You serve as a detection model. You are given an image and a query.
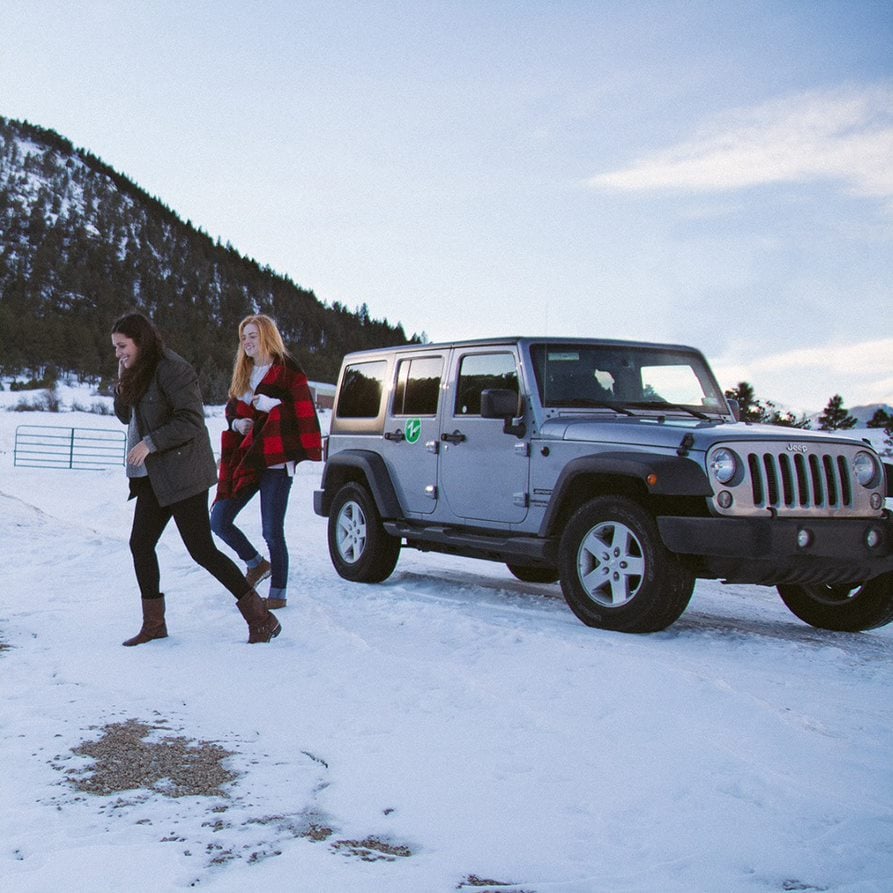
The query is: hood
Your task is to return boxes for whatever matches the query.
[536,416,875,453]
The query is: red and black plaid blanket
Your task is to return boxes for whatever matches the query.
[215,358,322,502]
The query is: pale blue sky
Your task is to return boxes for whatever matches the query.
[2,0,891,412]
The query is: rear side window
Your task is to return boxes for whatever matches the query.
[454,352,518,415]
[393,356,443,416]
[336,361,387,418]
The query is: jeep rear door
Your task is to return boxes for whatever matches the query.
[382,352,444,515]
[438,347,530,524]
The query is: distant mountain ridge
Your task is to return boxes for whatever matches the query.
[0,116,415,401]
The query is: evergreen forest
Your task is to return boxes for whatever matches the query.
[0,117,417,402]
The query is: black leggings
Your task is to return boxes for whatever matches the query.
[129,477,248,600]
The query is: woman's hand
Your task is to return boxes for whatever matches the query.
[233,418,253,435]
[128,440,151,466]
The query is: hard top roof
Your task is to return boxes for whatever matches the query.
[342,335,705,360]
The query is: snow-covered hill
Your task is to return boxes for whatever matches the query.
[1,386,891,892]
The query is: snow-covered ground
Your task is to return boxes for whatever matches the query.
[1,381,891,893]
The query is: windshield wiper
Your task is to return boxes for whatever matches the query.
[550,399,635,416]
[624,401,711,420]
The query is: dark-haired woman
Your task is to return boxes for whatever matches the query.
[111,312,281,645]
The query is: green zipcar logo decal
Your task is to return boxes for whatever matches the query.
[404,418,422,444]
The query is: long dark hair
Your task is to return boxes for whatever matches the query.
[112,312,164,406]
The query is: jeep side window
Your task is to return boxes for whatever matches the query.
[336,361,388,418]
[393,356,443,416]
[454,353,519,416]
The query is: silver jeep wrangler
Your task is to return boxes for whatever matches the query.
[314,337,893,633]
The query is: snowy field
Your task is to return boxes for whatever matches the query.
[0,381,891,893]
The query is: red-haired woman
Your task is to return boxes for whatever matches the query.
[211,314,322,610]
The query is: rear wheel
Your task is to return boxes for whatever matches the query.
[506,563,560,584]
[558,496,694,632]
[328,482,401,583]
[777,574,893,631]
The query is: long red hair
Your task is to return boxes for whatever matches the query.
[227,314,291,399]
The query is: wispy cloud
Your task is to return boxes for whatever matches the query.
[753,339,893,376]
[712,338,893,411]
[587,85,893,200]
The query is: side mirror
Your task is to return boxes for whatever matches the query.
[481,388,518,418]
[481,389,526,438]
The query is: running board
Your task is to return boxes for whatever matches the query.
[383,521,556,566]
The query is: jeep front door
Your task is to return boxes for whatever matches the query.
[438,349,529,524]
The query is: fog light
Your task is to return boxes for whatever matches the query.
[870,493,883,510]
[797,528,813,549]
[717,491,733,509]
[866,529,880,549]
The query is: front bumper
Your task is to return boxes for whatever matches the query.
[658,515,893,585]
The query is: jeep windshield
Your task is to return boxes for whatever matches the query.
[530,343,727,415]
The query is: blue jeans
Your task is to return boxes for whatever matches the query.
[210,469,293,591]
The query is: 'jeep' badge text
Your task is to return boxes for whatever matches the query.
[786,443,808,454]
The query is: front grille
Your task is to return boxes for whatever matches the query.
[709,441,881,518]
[746,450,852,510]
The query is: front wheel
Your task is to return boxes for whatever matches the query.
[558,496,694,632]
[328,482,401,583]
[777,574,893,631]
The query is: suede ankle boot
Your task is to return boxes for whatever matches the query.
[123,596,168,646]
[245,558,272,588]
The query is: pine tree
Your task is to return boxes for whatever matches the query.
[817,395,858,431]
[865,408,893,456]
[764,402,811,429]
[866,408,892,429]
[724,381,765,422]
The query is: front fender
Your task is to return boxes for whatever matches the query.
[539,452,712,536]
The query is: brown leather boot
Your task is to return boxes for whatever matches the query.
[122,596,168,646]
[237,589,282,643]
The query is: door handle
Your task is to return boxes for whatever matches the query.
[441,430,467,445]
[384,429,406,442]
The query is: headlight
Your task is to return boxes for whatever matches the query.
[709,447,738,484]
[853,451,880,488]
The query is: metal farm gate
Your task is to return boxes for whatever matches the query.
[13,425,126,470]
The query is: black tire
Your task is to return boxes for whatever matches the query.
[327,482,401,583]
[777,573,893,632]
[557,496,694,633]
[507,563,560,584]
